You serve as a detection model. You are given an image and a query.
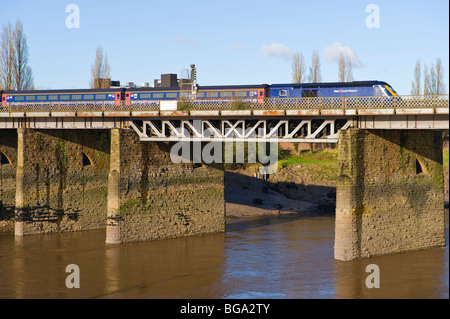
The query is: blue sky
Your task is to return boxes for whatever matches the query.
[0,0,448,95]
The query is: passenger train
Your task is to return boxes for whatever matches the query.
[0,80,398,107]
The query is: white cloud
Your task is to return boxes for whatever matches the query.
[323,42,363,67]
[174,36,201,46]
[261,43,293,60]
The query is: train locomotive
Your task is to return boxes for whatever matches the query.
[0,80,398,108]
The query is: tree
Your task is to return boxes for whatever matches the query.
[0,23,14,90]
[0,20,33,91]
[90,46,111,89]
[291,52,305,83]
[429,58,446,95]
[12,21,33,91]
[411,60,421,95]
[308,50,322,83]
[424,58,446,95]
[423,64,431,96]
[338,54,353,82]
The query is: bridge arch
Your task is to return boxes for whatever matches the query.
[0,151,12,166]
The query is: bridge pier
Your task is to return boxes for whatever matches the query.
[334,128,445,260]
[105,129,225,244]
[10,128,110,235]
[3,128,225,242]
[14,129,25,235]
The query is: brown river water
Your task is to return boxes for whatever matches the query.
[0,210,448,299]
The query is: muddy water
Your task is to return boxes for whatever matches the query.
[0,210,448,299]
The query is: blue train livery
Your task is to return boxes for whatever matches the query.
[269,81,398,98]
[1,89,124,106]
[0,80,398,107]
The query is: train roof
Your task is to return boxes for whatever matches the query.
[270,81,389,88]
[198,84,269,90]
[125,86,182,92]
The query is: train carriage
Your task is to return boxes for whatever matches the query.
[1,88,124,107]
[268,81,398,98]
[124,84,269,106]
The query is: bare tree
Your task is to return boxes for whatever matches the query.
[308,50,322,83]
[424,58,446,95]
[291,52,305,83]
[430,58,446,95]
[90,46,111,89]
[0,23,14,90]
[411,60,421,95]
[423,64,431,96]
[338,54,353,82]
[12,20,33,90]
[0,20,33,91]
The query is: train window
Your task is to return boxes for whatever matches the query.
[83,94,94,100]
[60,95,70,100]
[223,91,233,97]
[374,87,381,96]
[26,95,36,101]
[72,95,82,100]
[279,90,287,97]
[14,96,24,101]
[236,91,247,97]
[37,95,47,101]
[302,90,318,98]
[95,94,106,100]
[196,92,205,98]
[140,93,152,99]
[166,93,178,98]
[48,95,58,101]
[153,93,164,98]
[116,94,120,99]
[259,91,264,97]
[126,93,129,98]
[209,92,219,98]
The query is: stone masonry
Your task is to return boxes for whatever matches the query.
[0,130,17,224]
[4,128,225,243]
[334,128,445,260]
[106,129,225,244]
[13,129,110,235]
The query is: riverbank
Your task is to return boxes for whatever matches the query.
[225,148,339,221]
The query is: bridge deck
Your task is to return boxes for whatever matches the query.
[0,96,448,142]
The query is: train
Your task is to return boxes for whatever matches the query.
[0,80,398,107]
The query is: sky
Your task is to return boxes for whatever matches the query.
[0,0,448,95]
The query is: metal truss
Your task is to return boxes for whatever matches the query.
[130,118,353,143]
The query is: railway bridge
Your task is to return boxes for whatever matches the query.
[0,95,448,260]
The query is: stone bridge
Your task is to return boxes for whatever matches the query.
[0,95,448,260]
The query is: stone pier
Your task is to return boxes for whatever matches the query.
[105,129,225,244]
[11,129,111,235]
[1,128,225,243]
[334,129,445,260]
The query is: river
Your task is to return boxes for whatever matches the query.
[0,210,448,299]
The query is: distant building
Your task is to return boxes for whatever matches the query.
[154,73,192,89]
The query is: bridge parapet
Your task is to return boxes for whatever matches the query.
[0,95,448,113]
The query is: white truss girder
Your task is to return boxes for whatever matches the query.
[130,118,352,143]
